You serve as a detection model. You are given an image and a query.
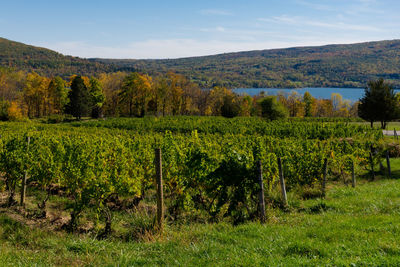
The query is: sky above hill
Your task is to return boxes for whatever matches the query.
[1,0,400,59]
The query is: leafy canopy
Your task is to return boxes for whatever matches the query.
[358,78,399,128]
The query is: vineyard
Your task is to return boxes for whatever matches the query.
[0,117,388,237]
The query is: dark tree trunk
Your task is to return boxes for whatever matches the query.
[129,100,133,117]
[37,189,50,218]
[67,210,81,233]
[7,188,16,207]
[97,207,112,239]
[162,101,166,116]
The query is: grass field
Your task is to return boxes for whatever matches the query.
[386,122,400,131]
[1,173,400,266]
[353,121,400,131]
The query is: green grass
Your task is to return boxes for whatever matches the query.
[352,120,400,131]
[386,157,400,171]
[1,177,400,266]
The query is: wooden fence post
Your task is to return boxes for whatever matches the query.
[369,151,375,180]
[322,158,328,197]
[351,160,356,188]
[257,160,266,223]
[155,148,164,234]
[20,136,30,206]
[379,152,384,173]
[395,128,398,140]
[277,157,288,207]
[386,151,391,178]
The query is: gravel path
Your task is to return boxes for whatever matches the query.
[383,130,398,136]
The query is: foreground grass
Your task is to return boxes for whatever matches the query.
[1,177,400,266]
[353,120,400,131]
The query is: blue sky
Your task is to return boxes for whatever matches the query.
[1,0,399,59]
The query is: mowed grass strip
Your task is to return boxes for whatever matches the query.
[1,178,400,266]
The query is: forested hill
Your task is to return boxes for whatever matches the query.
[0,37,112,77]
[2,37,400,88]
[93,40,400,88]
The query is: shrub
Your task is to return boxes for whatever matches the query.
[258,96,288,120]
[45,114,74,124]
[221,94,240,118]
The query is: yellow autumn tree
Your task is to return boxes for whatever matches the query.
[331,93,351,117]
[99,72,127,116]
[0,68,25,102]
[8,101,24,121]
[23,72,50,117]
[119,72,153,117]
[286,91,304,117]
[239,95,253,117]
[154,76,171,116]
[315,99,333,117]
[167,72,184,115]
[206,86,234,116]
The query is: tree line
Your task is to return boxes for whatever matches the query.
[0,67,361,121]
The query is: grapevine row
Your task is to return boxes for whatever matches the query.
[0,121,383,232]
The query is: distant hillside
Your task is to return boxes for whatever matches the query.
[0,37,111,77]
[92,40,400,88]
[1,37,400,88]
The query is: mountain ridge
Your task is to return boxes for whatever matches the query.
[1,37,400,88]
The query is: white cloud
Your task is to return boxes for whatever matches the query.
[258,15,381,32]
[258,15,299,24]
[295,0,335,11]
[200,26,226,33]
[358,0,377,5]
[296,0,383,15]
[199,9,233,16]
[345,0,384,15]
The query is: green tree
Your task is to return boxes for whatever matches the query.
[66,76,91,120]
[48,76,69,114]
[358,78,399,128]
[221,94,240,118]
[303,91,314,117]
[89,77,105,118]
[258,96,288,120]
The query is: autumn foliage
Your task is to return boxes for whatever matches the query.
[0,66,360,120]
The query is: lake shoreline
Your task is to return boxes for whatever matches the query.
[231,87,400,102]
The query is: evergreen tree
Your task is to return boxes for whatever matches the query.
[358,78,399,128]
[66,76,91,120]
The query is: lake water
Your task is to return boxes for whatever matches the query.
[232,88,400,102]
